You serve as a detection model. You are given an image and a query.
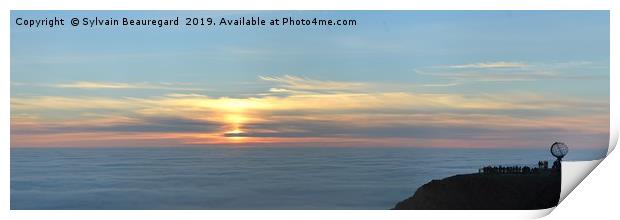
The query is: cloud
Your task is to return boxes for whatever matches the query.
[423,70,559,82]
[237,111,608,137]
[12,88,607,117]
[10,75,609,148]
[421,82,462,87]
[15,81,207,91]
[11,96,141,110]
[259,75,367,94]
[448,61,528,69]
[12,115,224,135]
[418,61,607,82]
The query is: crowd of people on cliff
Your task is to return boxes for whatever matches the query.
[479,160,554,174]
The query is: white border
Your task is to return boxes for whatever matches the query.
[2,1,618,219]
[0,0,615,10]
[548,145,620,220]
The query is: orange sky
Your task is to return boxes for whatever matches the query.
[10,75,609,149]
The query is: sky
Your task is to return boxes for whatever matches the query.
[10,11,610,149]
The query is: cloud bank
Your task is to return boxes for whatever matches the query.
[11,72,609,149]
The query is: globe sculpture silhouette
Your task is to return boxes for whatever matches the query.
[550,142,569,161]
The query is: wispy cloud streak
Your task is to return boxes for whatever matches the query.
[448,61,528,69]
[15,81,206,91]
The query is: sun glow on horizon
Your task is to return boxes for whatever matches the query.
[9,75,610,149]
[224,128,246,143]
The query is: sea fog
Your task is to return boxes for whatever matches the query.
[10,147,606,209]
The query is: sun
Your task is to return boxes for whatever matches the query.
[226,128,243,135]
[224,128,246,142]
[217,100,256,143]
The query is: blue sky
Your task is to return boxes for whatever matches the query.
[10,11,610,149]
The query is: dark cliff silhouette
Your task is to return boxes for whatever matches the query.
[393,171,560,210]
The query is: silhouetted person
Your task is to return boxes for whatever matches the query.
[552,160,561,171]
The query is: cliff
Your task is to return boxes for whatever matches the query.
[393,172,560,210]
